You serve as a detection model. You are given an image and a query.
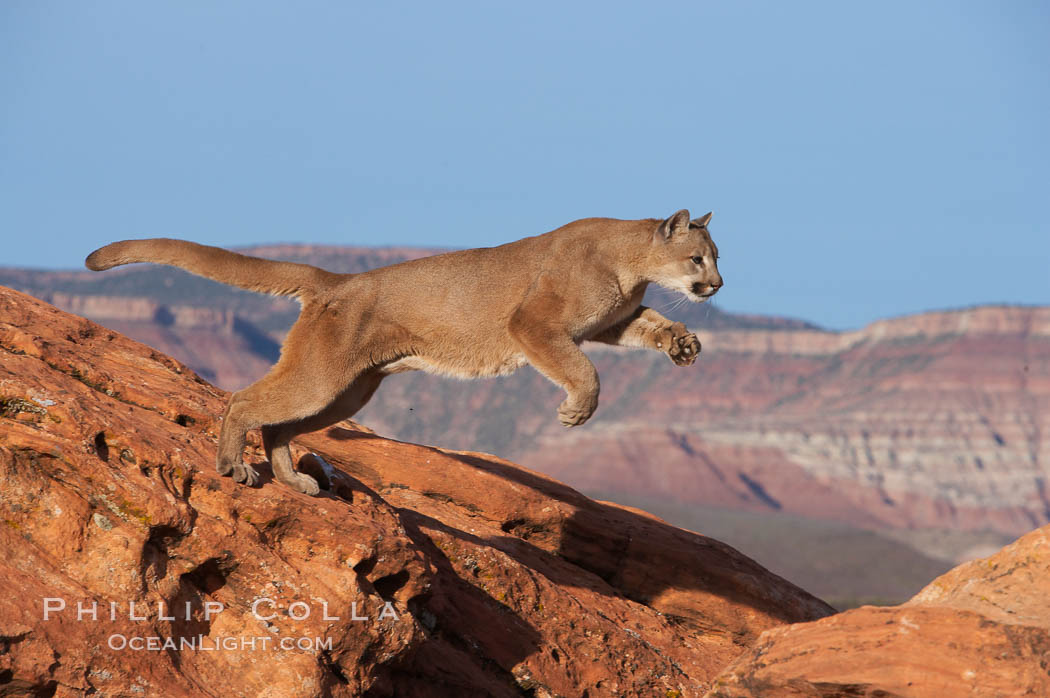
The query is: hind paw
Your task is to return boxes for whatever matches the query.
[231,463,259,487]
[284,472,320,496]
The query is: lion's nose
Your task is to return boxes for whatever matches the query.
[693,282,720,295]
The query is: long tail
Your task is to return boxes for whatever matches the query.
[85,238,335,300]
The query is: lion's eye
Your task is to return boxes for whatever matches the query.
[690,256,703,265]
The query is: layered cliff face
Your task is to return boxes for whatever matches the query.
[517,305,1050,537]
[0,286,834,696]
[2,249,1047,545]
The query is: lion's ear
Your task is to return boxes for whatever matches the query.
[691,212,713,229]
[657,209,691,241]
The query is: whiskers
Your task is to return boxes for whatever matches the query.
[654,287,691,315]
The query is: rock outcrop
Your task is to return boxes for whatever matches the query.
[0,285,834,696]
[707,524,1050,697]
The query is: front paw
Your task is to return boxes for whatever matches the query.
[558,394,597,427]
[665,323,701,366]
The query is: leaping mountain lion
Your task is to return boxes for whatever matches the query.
[86,209,723,495]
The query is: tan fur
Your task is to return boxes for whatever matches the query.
[85,209,723,494]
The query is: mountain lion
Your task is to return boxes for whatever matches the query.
[86,209,723,495]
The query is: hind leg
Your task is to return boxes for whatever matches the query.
[216,348,362,487]
[260,370,385,495]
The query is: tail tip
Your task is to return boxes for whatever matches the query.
[84,248,110,271]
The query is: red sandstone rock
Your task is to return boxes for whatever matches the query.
[0,286,832,696]
[905,525,1050,630]
[706,524,1050,697]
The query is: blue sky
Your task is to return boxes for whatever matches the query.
[1,1,1047,328]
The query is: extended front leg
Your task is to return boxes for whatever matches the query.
[509,319,600,427]
[591,306,701,366]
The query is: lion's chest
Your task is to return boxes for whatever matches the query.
[575,286,646,340]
